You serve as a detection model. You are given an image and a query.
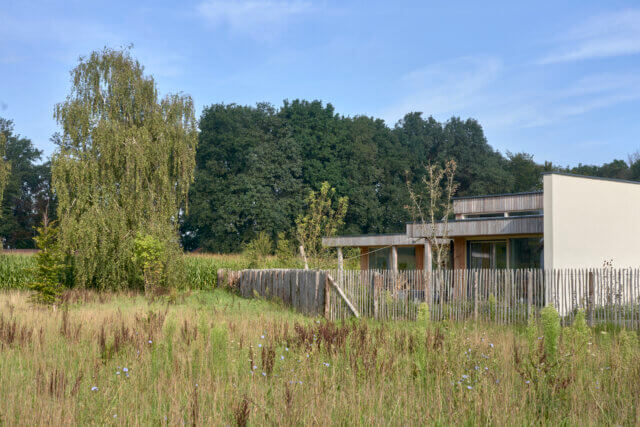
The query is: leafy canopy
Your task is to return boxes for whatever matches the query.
[52,47,197,290]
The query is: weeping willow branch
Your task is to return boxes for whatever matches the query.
[52,47,197,290]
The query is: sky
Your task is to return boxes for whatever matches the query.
[1,0,640,166]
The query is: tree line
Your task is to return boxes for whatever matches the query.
[2,79,640,254]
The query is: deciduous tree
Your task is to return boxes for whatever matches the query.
[52,47,197,290]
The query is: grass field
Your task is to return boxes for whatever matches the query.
[1,289,639,425]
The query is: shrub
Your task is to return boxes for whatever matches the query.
[243,231,274,265]
[132,233,166,295]
[540,305,560,364]
[29,222,69,305]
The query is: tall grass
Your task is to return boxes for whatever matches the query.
[1,289,639,424]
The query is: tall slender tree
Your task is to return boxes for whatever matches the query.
[52,47,197,290]
[0,123,11,218]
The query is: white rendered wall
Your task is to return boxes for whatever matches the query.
[544,173,640,269]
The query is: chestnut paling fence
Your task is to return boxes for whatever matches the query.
[219,268,640,328]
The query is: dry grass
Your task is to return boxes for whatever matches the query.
[1,289,639,425]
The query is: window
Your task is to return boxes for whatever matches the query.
[397,247,416,270]
[509,237,543,268]
[468,241,507,269]
[463,213,505,219]
[507,210,543,217]
[369,247,390,270]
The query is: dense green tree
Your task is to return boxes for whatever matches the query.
[52,47,197,290]
[505,152,543,192]
[0,118,53,248]
[183,100,640,253]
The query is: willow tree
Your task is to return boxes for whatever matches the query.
[52,48,197,290]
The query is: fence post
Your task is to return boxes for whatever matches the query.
[372,272,380,320]
[588,271,595,327]
[527,270,533,321]
[473,271,478,323]
[324,274,330,319]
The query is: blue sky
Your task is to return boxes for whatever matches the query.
[1,0,640,166]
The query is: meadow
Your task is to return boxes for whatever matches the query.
[1,286,640,425]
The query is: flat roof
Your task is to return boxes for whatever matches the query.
[542,171,640,186]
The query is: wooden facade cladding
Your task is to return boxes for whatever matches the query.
[407,215,544,238]
[322,234,423,248]
[453,192,543,215]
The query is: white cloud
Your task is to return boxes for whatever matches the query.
[196,0,315,38]
[538,9,640,64]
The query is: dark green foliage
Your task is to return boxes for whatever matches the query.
[0,118,54,249]
[183,102,640,252]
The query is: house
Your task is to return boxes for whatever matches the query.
[322,172,640,271]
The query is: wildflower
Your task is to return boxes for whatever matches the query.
[285,347,289,352]
[474,366,479,370]
[495,379,500,384]
[91,386,98,391]
[148,340,153,344]
[253,365,257,370]
[261,335,265,339]
[489,343,494,348]
[306,354,309,358]
[298,381,303,385]
[195,383,198,387]
[467,385,472,390]
[126,373,129,378]
[484,367,488,371]
[323,362,330,367]
[281,356,285,360]
[113,414,117,419]
[525,380,530,384]
[123,367,128,373]
[116,371,120,375]
[461,374,468,379]
[258,344,262,348]
[537,336,543,340]
[262,372,266,376]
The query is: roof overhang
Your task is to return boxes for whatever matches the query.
[407,215,544,238]
[322,234,452,248]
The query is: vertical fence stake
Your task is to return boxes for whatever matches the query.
[372,272,380,320]
[527,270,533,321]
[588,271,595,327]
[473,271,479,323]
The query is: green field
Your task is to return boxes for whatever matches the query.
[0,252,310,292]
[1,287,639,425]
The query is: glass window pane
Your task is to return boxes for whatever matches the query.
[468,240,508,269]
[397,247,416,270]
[369,247,390,270]
[495,242,507,269]
[469,242,491,269]
[509,238,544,268]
